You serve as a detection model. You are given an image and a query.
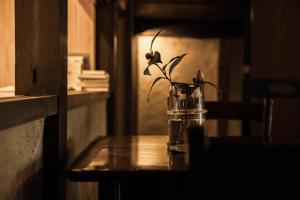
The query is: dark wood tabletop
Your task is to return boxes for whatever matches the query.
[66,134,297,182]
[66,135,188,182]
[66,135,300,200]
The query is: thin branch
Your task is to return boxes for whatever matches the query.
[154,63,171,83]
[150,29,162,53]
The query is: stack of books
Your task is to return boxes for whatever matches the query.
[68,55,85,91]
[79,70,109,92]
[0,85,15,97]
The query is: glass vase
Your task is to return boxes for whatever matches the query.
[167,82,206,153]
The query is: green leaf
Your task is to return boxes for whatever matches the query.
[150,29,162,53]
[162,56,181,72]
[147,77,166,101]
[169,54,187,76]
[143,67,151,76]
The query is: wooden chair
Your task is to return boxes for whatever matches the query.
[205,98,273,143]
[243,76,300,140]
[188,126,300,200]
[243,76,300,99]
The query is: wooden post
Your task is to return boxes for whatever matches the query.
[15,0,67,199]
[242,0,252,136]
[113,0,135,135]
[96,1,116,135]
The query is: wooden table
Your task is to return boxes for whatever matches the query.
[66,135,300,200]
[66,135,189,200]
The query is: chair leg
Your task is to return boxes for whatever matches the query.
[263,98,273,144]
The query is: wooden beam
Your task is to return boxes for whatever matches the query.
[15,0,67,199]
[96,2,115,135]
[135,0,243,2]
[134,1,244,36]
[96,2,115,70]
[114,0,136,135]
[0,96,58,131]
[135,2,243,22]
[134,21,243,37]
[15,0,67,96]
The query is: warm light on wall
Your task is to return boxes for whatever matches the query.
[68,0,95,69]
[0,0,15,96]
[136,34,220,136]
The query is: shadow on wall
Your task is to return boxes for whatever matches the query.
[15,161,42,200]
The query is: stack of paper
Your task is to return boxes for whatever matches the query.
[79,70,109,92]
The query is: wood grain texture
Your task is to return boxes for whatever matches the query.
[0,0,15,87]
[15,0,68,199]
[66,135,269,182]
[68,0,96,69]
[67,134,300,199]
[251,0,300,139]
[66,136,187,182]
[252,0,300,79]
[15,0,67,96]
[0,96,57,131]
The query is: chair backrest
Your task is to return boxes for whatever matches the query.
[243,77,300,140]
[243,76,300,99]
[205,98,273,143]
[188,125,300,200]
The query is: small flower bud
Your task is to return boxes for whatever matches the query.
[153,51,162,63]
[145,53,153,60]
[194,70,204,84]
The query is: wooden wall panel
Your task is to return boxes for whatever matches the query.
[252,0,300,79]
[15,0,67,96]
[0,0,15,87]
[68,0,96,69]
[252,0,300,139]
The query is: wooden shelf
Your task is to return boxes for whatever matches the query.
[0,95,58,131]
[67,91,109,109]
[0,91,109,131]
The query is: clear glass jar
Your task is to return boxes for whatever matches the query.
[167,82,206,152]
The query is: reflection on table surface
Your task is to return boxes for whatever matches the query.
[69,135,188,174]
